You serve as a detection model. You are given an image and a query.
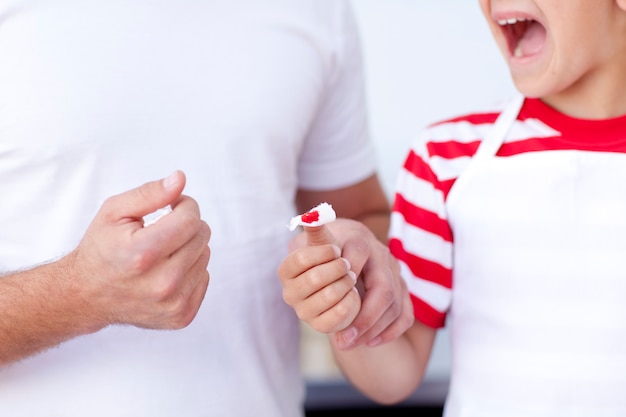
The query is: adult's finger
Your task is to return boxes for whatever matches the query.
[137,225,211,330]
[338,234,371,282]
[134,195,204,258]
[332,247,392,347]
[362,283,414,347]
[102,170,186,222]
[166,241,212,329]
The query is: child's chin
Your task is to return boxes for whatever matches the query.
[508,68,552,99]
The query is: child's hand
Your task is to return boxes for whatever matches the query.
[278,225,361,334]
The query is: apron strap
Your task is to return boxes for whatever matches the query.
[446,93,525,207]
[473,93,525,162]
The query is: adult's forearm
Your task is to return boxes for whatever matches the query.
[0,254,103,366]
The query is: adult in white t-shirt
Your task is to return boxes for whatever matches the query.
[0,1,413,416]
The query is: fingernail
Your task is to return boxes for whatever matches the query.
[341,257,352,271]
[342,327,358,346]
[341,258,356,282]
[332,245,341,257]
[163,171,178,189]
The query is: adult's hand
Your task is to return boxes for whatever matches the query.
[73,170,212,329]
[324,219,414,350]
[0,171,211,366]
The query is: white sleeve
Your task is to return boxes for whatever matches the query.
[296,0,377,191]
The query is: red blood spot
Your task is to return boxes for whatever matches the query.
[301,210,320,224]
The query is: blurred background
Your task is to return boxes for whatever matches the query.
[302,0,516,414]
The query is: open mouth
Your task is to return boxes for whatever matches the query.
[498,17,546,58]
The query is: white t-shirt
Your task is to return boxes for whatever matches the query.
[0,1,376,416]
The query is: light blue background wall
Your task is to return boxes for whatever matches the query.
[352,0,516,197]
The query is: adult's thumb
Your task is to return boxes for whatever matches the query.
[305,224,337,246]
[114,170,186,219]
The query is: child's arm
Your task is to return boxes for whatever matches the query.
[278,222,436,404]
[332,319,437,404]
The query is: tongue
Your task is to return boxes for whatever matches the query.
[515,21,546,57]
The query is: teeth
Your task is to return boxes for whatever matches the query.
[514,44,523,58]
[497,17,527,26]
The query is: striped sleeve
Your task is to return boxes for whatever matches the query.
[389,111,499,328]
[389,97,598,328]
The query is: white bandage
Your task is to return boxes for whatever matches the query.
[288,202,336,231]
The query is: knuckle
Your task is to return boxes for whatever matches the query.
[178,209,200,230]
[201,221,212,241]
[329,296,356,325]
[292,302,313,322]
[304,258,347,290]
[297,309,312,323]
[379,286,396,308]
[98,195,120,221]
[291,250,312,270]
[151,272,181,301]
[100,194,117,210]
[319,284,341,306]
[305,269,325,290]
[201,245,211,265]
[166,296,195,329]
[129,250,157,275]
[281,288,295,306]
[276,264,290,282]
[315,321,335,334]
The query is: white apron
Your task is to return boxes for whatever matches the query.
[443,95,626,416]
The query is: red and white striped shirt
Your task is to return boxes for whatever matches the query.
[390,97,626,328]
[392,96,626,415]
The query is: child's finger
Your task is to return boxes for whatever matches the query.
[310,287,361,334]
[287,256,353,301]
[304,224,337,246]
[302,271,358,320]
[278,244,341,283]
